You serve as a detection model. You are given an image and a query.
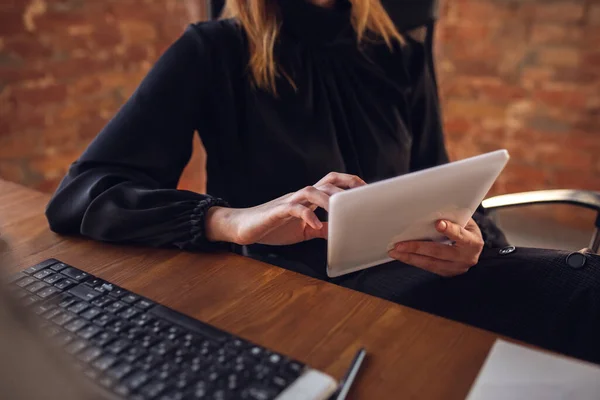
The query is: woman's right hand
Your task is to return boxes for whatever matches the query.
[205,172,366,246]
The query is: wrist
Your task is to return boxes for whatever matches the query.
[205,206,238,243]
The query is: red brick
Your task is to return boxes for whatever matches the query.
[552,171,600,191]
[589,4,600,26]
[583,51,600,68]
[0,10,25,35]
[532,87,589,110]
[3,35,53,61]
[10,83,67,107]
[536,47,581,68]
[0,160,24,183]
[530,24,582,45]
[532,2,585,23]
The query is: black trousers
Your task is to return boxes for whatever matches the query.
[251,247,600,365]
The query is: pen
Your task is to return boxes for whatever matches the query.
[333,347,367,400]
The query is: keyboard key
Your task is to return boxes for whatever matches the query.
[150,340,174,357]
[45,325,62,338]
[107,363,133,380]
[108,287,128,298]
[68,301,90,314]
[85,278,105,287]
[43,273,64,285]
[64,318,87,333]
[92,354,118,371]
[114,384,131,397]
[80,307,103,320]
[122,294,140,304]
[123,346,145,363]
[125,327,145,341]
[52,313,75,326]
[135,299,155,311]
[99,375,115,389]
[69,285,100,301]
[271,375,288,388]
[163,326,183,341]
[242,384,278,400]
[78,325,101,340]
[27,281,49,293]
[22,295,40,306]
[8,272,27,283]
[33,269,54,280]
[55,332,75,347]
[33,303,56,316]
[37,286,59,299]
[140,380,167,399]
[119,307,140,320]
[43,308,63,320]
[123,370,149,391]
[56,293,75,307]
[61,267,90,282]
[93,314,114,327]
[65,339,88,355]
[107,319,130,334]
[131,313,154,327]
[107,339,131,355]
[140,334,160,348]
[13,289,29,299]
[78,346,102,363]
[105,301,126,314]
[91,331,117,347]
[24,259,58,274]
[91,296,113,308]
[83,368,100,380]
[55,279,76,291]
[149,320,170,335]
[50,262,69,272]
[16,276,37,288]
[159,390,184,400]
[137,353,161,371]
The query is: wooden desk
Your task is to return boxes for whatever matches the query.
[0,179,499,399]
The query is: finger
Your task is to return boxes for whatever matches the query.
[392,241,460,262]
[464,218,481,233]
[436,220,472,246]
[315,172,366,189]
[389,251,468,277]
[277,203,322,230]
[314,182,345,197]
[291,186,330,211]
[305,222,329,240]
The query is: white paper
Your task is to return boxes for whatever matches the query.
[467,339,600,400]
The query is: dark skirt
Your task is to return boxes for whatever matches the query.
[250,246,600,364]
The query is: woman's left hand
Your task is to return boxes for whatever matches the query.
[388,218,485,277]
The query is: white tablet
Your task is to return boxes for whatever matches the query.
[327,149,510,278]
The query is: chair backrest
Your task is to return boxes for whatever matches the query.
[207,0,439,28]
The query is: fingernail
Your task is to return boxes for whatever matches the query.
[438,221,447,231]
[395,243,404,251]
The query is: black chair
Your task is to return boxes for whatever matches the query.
[207,0,600,253]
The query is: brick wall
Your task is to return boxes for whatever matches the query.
[0,0,206,192]
[0,0,598,228]
[437,0,600,228]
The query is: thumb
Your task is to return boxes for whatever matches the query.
[305,222,329,240]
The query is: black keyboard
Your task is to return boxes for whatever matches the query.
[8,259,315,400]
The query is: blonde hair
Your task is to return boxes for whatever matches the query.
[221,0,403,94]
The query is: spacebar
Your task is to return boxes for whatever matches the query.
[148,305,228,342]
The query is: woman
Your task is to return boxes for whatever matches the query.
[46,0,600,362]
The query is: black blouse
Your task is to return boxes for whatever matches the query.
[46,0,506,279]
